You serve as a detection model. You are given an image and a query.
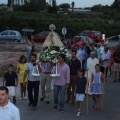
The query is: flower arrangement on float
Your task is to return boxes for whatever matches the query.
[38,46,72,63]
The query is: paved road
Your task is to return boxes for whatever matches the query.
[108,41,119,47]
[0,76,120,120]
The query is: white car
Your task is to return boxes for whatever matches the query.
[0,30,22,42]
[74,36,94,43]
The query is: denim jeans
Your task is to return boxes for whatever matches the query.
[54,85,66,108]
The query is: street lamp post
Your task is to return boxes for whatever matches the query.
[10,0,13,11]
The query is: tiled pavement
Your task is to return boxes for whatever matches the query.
[0,76,120,120]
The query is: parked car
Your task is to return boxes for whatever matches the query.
[0,30,22,42]
[79,30,106,43]
[32,31,60,43]
[74,36,94,43]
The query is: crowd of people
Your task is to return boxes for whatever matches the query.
[0,36,120,120]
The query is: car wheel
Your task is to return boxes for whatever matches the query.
[14,40,18,43]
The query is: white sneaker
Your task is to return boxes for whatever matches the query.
[24,96,28,100]
[19,97,23,100]
[77,112,81,116]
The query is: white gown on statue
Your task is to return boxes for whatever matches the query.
[42,31,63,48]
[87,57,99,95]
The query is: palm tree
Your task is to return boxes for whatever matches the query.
[52,0,56,6]
[49,0,51,6]
[10,0,13,11]
[71,1,75,12]
[20,0,23,5]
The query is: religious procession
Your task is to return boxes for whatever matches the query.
[0,24,120,120]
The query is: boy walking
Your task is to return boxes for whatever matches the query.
[2,64,18,104]
[74,69,87,116]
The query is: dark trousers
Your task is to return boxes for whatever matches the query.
[67,75,77,103]
[100,66,108,78]
[27,81,40,106]
[82,60,85,75]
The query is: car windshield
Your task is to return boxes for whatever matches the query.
[80,31,89,36]
[94,32,101,36]
[0,31,9,35]
[88,37,93,42]
[44,32,49,36]
[37,33,44,36]
[81,37,93,43]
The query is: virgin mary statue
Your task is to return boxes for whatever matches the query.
[42,24,63,48]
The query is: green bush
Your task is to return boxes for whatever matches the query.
[0,11,120,38]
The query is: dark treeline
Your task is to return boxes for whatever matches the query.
[0,0,120,38]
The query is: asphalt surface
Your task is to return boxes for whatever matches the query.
[0,41,119,120]
[0,75,120,120]
[108,41,119,47]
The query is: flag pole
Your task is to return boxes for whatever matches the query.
[86,69,89,115]
[102,67,106,109]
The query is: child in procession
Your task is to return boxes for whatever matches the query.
[90,64,105,110]
[2,64,18,104]
[74,69,87,116]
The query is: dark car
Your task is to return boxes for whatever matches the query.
[0,30,22,42]
[32,31,60,43]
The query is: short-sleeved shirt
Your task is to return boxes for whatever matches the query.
[100,52,110,67]
[77,49,86,60]
[4,72,18,86]
[26,62,40,81]
[76,77,86,94]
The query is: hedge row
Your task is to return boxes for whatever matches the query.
[0,11,120,38]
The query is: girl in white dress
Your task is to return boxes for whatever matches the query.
[91,64,104,110]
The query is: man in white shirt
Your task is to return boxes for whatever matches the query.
[100,47,110,78]
[0,86,20,120]
[87,52,99,95]
[100,44,110,54]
